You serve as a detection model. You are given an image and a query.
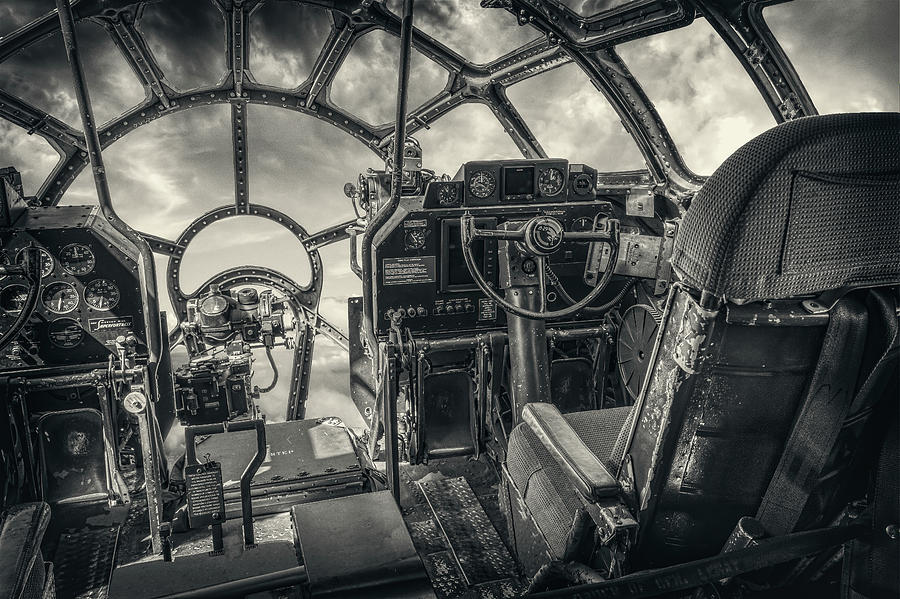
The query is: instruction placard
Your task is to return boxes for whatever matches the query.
[383,256,436,286]
[185,461,225,528]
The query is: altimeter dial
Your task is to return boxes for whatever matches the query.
[60,243,96,275]
[468,170,496,199]
[84,279,120,311]
[538,167,565,197]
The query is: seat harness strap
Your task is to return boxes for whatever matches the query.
[755,297,869,536]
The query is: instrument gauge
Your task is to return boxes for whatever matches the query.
[16,248,53,278]
[0,284,29,313]
[437,184,459,206]
[48,318,85,349]
[538,167,565,197]
[468,170,496,199]
[84,279,120,311]
[60,243,95,275]
[199,294,229,317]
[404,229,427,250]
[0,252,9,281]
[42,282,79,314]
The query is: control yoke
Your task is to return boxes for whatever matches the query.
[459,213,619,320]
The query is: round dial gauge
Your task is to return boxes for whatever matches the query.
[48,318,84,349]
[404,229,426,250]
[199,294,229,316]
[42,282,78,314]
[538,168,565,196]
[437,184,459,206]
[59,244,95,275]
[0,252,9,281]
[0,284,29,313]
[468,170,496,199]
[16,248,53,278]
[84,279,120,310]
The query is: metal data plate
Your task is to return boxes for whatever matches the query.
[615,233,663,279]
[184,461,226,528]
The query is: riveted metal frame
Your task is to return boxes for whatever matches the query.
[0,0,816,418]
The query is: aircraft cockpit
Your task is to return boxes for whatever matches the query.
[0,1,897,598]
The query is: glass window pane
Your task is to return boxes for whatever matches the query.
[618,16,776,175]
[249,3,332,89]
[764,0,899,114]
[330,30,447,126]
[507,63,646,171]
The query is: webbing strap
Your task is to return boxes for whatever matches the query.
[529,524,867,599]
[755,297,868,536]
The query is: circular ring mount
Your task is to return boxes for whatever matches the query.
[165,204,324,321]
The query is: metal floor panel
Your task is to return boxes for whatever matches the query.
[419,477,522,595]
[53,527,120,599]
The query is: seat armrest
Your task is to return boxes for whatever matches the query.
[522,403,619,501]
[0,502,51,599]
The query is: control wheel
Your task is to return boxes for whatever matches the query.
[617,304,661,400]
[459,213,619,320]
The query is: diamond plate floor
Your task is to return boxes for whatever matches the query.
[53,527,120,599]
[407,475,523,598]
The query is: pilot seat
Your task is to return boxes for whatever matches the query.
[502,113,900,594]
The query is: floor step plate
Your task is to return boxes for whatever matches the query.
[419,477,522,597]
[53,527,120,599]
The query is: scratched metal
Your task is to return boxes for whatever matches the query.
[420,477,520,587]
[420,550,468,599]
[53,527,119,599]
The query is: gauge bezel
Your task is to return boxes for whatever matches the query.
[468,170,497,199]
[41,281,79,314]
[199,294,229,317]
[0,283,29,314]
[47,318,85,349]
[538,167,565,197]
[83,278,121,311]
[16,247,54,278]
[59,243,96,275]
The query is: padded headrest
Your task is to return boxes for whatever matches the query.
[671,113,900,301]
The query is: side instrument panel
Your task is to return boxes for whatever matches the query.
[0,206,146,369]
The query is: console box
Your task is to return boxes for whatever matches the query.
[195,418,371,517]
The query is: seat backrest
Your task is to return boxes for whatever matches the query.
[621,113,900,567]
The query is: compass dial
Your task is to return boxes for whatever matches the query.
[538,167,565,197]
[16,248,53,278]
[468,170,496,199]
[60,243,96,275]
[42,281,78,314]
[84,279,120,310]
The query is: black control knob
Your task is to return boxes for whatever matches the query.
[406,307,416,317]
[416,307,427,317]
[465,303,474,313]
[445,304,455,314]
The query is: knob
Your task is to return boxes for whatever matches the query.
[416,307,426,317]
[406,307,416,317]
[385,309,395,320]
[445,304,455,314]
[465,303,474,313]
[434,305,444,314]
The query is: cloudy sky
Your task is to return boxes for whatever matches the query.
[0,0,897,427]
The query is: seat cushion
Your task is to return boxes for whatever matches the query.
[505,406,633,558]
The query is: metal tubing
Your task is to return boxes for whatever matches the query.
[128,392,163,553]
[54,0,163,403]
[381,341,401,501]
[157,566,308,599]
[361,0,414,347]
[506,288,552,423]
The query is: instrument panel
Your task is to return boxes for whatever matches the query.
[371,160,627,338]
[0,206,146,368]
[436,159,598,208]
